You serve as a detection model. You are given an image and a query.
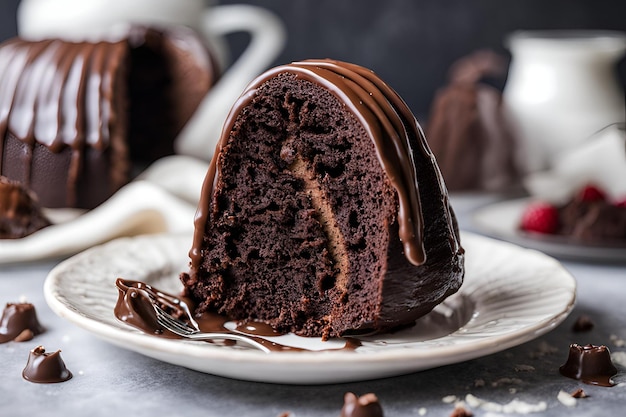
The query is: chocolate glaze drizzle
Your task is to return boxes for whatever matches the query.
[189,59,460,277]
[0,38,126,207]
[114,279,361,352]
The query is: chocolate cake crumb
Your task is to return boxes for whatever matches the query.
[572,315,594,332]
[610,334,626,348]
[340,393,384,417]
[449,406,473,417]
[571,388,588,398]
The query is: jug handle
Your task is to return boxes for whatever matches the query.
[174,4,286,160]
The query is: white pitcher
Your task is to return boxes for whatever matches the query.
[503,30,626,173]
[17,0,286,161]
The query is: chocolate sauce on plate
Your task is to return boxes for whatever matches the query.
[559,344,617,387]
[22,346,72,383]
[114,279,363,352]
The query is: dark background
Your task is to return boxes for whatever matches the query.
[2,0,626,120]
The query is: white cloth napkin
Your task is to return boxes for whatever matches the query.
[0,155,209,264]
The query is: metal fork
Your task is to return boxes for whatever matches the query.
[152,304,271,353]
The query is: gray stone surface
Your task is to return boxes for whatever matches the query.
[1,195,625,416]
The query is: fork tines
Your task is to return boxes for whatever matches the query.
[154,304,197,336]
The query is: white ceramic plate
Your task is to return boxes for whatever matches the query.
[472,198,626,263]
[44,232,576,385]
[0,156,208,264]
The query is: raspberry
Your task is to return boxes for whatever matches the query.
[614,198,626,208]
[577,184,606,202]
[520,202,559,234]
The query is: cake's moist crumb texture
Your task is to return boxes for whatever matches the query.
[182,60,464,339]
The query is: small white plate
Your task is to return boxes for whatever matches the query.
[44,231,576,384]
[472,198,626,263]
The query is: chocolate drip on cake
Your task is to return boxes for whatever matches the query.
[0,27,217,209]
[182,59,464,338]
[0,39,128,209]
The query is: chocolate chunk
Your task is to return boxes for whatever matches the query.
[0,303,45,343]
[22,346,72,383]
[450,406,474,417]
[340,393,384,417]
[570,388,588,398]
[559,344,617,387]
[572,315,594,333]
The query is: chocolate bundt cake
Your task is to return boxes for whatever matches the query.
[427,51,519,191]
[0,175,50,239]
[181,59,464,339]
[0,26,218,209]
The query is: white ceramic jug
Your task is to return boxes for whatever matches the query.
[503,30,626,173]
[17,0,286,161]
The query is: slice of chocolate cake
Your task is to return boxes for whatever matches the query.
[0,26,218,209]
[181,59,464,339]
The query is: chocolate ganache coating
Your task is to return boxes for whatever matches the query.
[0,175,51,239]
[0,302,45,343]
[0,26,217,209]
[182,59,464,338]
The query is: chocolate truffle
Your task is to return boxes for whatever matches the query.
[0,176,51,239]
[181,59,464,339]
[0,26,218,209]
[559,344,617,387]
[22,345,72,383]
[0,302,45,343]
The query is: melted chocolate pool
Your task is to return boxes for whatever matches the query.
[559,344,617,387]
[114,279,362,352]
